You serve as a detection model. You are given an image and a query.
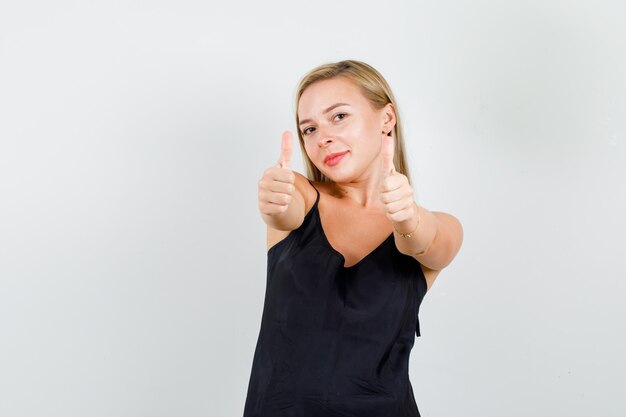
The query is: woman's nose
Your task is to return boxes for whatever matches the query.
[316,126,334,148]
[318,136,333,148]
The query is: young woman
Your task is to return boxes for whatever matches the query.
[245,59,463,417]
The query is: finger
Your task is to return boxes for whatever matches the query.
[277,130,293,169]
[381,180,410,201]
[259,184,293,205]
[381,134,396,176]
[384,198,413,217]
[271,167,296,184]
[267,180,295,194]
[259,199,289,215]
[263,190,292,206]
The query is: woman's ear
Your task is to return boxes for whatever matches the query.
[382,102,396,134]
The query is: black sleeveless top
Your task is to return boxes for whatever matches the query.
[243,180,428,417]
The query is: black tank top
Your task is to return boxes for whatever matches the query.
[244,179,428,417]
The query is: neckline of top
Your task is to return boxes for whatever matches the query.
[307,179,393,269]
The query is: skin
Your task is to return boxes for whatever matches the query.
[258,76,463,290]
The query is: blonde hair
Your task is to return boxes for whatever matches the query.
[294,59,412,185]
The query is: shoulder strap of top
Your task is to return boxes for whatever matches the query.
[306,178,320,207]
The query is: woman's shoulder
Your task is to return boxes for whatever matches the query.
[293,172,321,215]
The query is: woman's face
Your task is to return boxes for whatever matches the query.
[297,77,393,183]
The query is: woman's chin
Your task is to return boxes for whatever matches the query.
[323,171,352,184]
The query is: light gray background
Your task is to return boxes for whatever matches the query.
[1,1,624,416]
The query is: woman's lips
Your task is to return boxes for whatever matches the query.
[325,151,348,166]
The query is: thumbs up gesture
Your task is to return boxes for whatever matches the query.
[379,134,418,226]
[258,131,297,216]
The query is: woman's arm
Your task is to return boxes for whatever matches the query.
[393,204,464,271]
[258,132,307,232]
[261,174,313,233]
[379,134,463,271]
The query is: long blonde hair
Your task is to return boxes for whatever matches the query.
[294,59,412,185]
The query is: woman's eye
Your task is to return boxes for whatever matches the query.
[302,114,346,136]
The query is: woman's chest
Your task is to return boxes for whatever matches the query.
[319,201,394,268]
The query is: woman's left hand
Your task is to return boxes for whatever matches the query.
[379,135,418,225]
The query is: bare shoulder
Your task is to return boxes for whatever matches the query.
[266,172,318,252]
[293,171,318,209]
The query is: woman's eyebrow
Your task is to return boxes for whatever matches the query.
[299,102,350,126]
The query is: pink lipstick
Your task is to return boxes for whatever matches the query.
[325,151,348,166]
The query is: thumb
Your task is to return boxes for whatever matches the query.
[277,130,293,169]
[381,134,396,176]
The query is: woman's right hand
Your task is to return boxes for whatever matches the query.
[258,131,296,216]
